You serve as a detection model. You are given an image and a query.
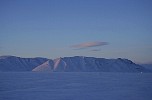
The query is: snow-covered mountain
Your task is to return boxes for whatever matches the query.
[32,56,146,72]
[0,56,148,72]
[0,56,48,71]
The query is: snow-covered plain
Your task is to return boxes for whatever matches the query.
[0,72,152,100]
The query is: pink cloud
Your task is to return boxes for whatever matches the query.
[71,41,108,49]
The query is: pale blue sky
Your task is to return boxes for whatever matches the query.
[0,0,152,63]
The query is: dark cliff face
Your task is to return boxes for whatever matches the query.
[0,56,48,71]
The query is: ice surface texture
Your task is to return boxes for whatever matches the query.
[0,72,152,100]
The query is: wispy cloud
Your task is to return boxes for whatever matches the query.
[70,41,108,49]
[91,49,101,51]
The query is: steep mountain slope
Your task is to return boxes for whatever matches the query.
[32,60,54,72]
[33,56,145,72]
[0,56,48,71]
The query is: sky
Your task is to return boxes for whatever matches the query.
[0,0,152,64]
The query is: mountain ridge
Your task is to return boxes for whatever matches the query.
[33,56,147,72]
[0,55,150,72]
[0,56,48,71]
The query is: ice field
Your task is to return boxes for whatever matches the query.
[0,72,152,100]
